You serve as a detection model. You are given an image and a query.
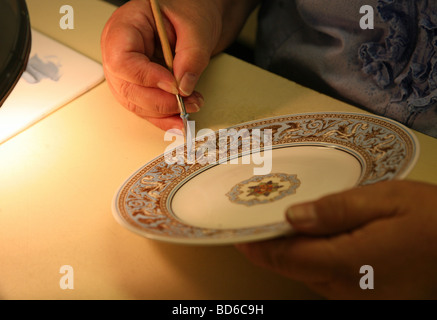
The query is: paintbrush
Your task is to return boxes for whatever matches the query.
[150,0,190,144]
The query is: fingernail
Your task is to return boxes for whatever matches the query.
[193,91,204,106]
[179,72,198,96]
[184,102,200,113]
[157,81,179,95]
[187,103,200,113]
[286,203,317,227]
[168,128,184,136]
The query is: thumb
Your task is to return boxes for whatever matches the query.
[172,26,216,97]
[286,182,402,236]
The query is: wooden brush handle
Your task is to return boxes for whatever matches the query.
[150,0,174,72]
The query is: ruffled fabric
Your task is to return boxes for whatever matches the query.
[255,0,437,137]
[359,0,437,127]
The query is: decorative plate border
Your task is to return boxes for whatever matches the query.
[112,112,419,244]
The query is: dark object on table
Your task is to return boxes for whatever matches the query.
[0,0,31,107]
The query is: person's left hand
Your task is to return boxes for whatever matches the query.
[236,180,437,299]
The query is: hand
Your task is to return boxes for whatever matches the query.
[236,180,437,299]
[101,0,222,131]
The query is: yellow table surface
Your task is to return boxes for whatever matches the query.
[0,0,436,299]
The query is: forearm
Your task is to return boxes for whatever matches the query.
[213,0,262,54]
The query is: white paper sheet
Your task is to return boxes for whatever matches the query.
[0,29,105,144]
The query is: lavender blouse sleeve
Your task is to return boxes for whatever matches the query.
[255,0,437,138]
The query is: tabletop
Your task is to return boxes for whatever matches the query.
[0,0,436,300]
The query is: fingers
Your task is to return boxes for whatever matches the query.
[101,0,210,130]
[106,77,203,132]
[235,181,401,292]
[285,181,404,236]
[236,181,437,299]
[238,181,403,285]
[145,115,185,132]
[168,3,222,96]
[101,0,178,94]
[236,237,339,284]
[173,39,212,97]
[107,76,203,116]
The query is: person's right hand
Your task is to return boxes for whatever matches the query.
[101,0,225,131]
